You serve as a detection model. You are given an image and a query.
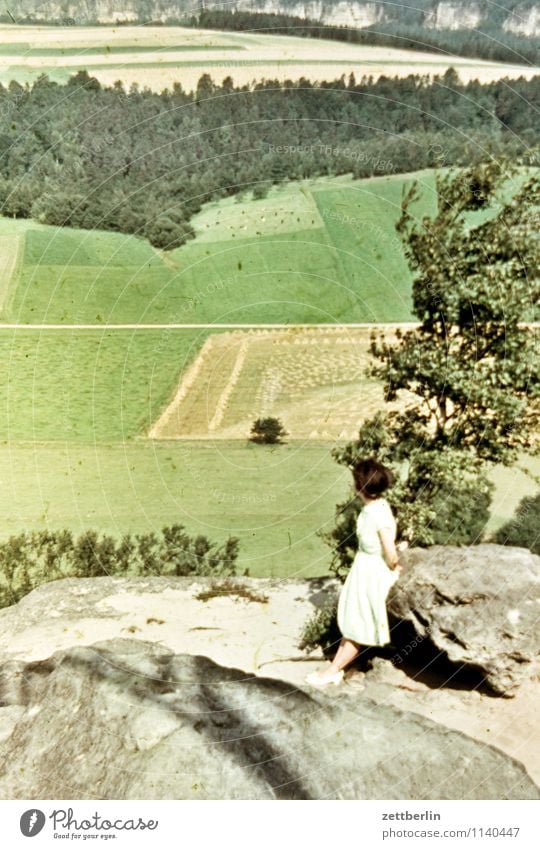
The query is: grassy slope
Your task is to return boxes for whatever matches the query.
[5,171,436,324]
[0,442,349,578]
[0,170,537,574]
[0,329,210,441]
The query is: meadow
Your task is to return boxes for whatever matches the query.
[0,441,536,578]
[0,24,537,91]
[4,170,438,325]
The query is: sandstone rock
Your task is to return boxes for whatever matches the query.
[0,575,339,685]
[0,638,537,800]
[388,545,540,697]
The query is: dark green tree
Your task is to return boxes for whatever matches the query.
[143,209,195,250]
[493,491,540,555]
[327,161,540,574]
[250,417,288,444]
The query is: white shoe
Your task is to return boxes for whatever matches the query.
[305,669,344,688]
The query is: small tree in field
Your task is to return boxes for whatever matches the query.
[326,161,539,577]
[250,417,287,444]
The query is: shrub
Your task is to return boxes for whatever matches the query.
[492,491,540,555]
[0,525,239,609]
[252,182,270,200]
[249,417,287,444]
[195,579,268,604]
[325,420,494,580]
[299,598,340,654]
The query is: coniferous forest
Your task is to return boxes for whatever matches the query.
[1,68,538,248]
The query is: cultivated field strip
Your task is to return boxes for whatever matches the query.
[0,234,23,315]
[1,24,538,91]
[149,326,409,441]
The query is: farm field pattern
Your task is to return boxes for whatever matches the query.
[4,171,436,325]
[0,25,538,91]
[0,163,536,574]
[150,327,409,441]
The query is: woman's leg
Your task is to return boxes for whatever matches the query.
[329,638,361,673]
[306,638,361,685]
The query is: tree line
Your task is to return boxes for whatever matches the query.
[0,525,240,608]
[0,68,538,248]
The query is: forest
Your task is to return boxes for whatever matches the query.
[0,68,538,248]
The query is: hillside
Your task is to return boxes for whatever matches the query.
[1,171,439,325]
[1,23,538,94]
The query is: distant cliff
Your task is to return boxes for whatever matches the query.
[5,1,540,37]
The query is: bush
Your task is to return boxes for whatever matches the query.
[0,525,239,609]
[249,417,287,444]
[143,212,195,250]
[428,484,492,546]
[492,491,540,555]
[252,182,270,200]
[299,598,340,654]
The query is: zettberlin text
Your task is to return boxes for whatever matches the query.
[382,810,441,820]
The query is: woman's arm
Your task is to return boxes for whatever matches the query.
[378,527,403,572]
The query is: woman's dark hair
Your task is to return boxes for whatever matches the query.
[352,458,394,499]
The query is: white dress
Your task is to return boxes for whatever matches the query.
[337,497,399,646]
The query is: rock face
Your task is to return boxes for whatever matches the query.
[388,545,540,697]
[0,574,341,684]
[424,2,483,31]
[504,5,540,37]
[10,2,540,37]
[0,638,538,800]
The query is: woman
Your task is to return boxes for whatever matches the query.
[306,457,403,688]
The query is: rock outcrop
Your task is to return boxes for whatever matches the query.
[9,2,540,37]
[388,545,540,697]
[0,638,537,800]
[0,574,340,683]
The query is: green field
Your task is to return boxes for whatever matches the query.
[5,171,441,324]
[0,319,536,574]
[0,442,536,578]
[6,167,530,325]
[1,23,537,93]
[0,329,209,441]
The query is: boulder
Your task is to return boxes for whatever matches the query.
[388,544,540,697]
[0,638,537,800]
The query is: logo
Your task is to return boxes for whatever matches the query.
[20,810,46,837]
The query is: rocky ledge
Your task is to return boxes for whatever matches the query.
[0,544,538,797]
[389,544,540,697]
[0,638,538,800]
